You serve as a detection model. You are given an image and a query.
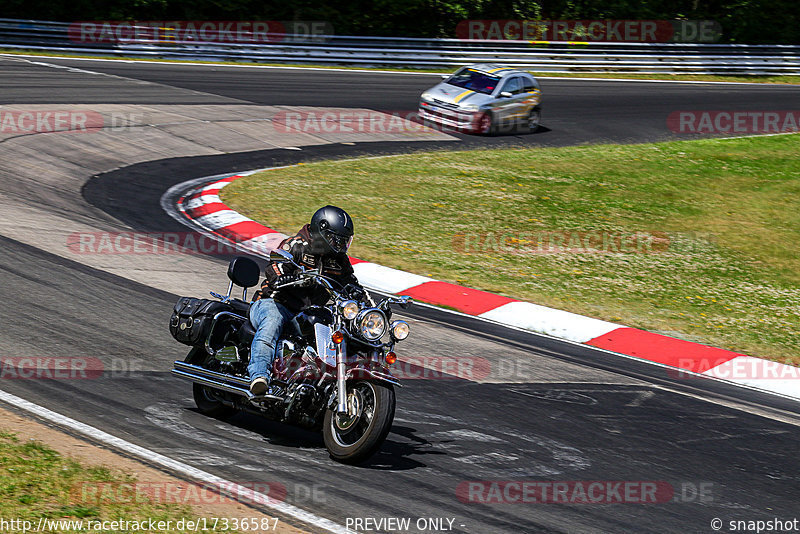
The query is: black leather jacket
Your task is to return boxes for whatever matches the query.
[261,225,359,313]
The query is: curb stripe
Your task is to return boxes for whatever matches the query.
[586,328,740,373]
[192,189,223,198]
[479,301,622,344]
[185,202,230,218]
[399,281,516,316]
[216,221,278,241]
[193,210,250,229]
[183,195,220,210]
[351,262,433,294]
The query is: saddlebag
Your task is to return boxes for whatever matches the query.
[169,297,229,346]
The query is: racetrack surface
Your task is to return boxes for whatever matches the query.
[9,56,800,147]
[1,56,799,533]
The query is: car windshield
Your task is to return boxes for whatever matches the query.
[445,68,500,95]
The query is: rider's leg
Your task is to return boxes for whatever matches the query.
[248,298,294,393]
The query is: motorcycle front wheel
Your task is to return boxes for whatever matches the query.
[323,381,395,464]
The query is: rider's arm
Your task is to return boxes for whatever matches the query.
[339,254,361,288]
[263,236,304,290]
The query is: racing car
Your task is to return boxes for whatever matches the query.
[419,64,542,135]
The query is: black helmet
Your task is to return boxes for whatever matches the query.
[310,205,354,254]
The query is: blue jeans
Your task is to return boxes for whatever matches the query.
[248,298,298,381]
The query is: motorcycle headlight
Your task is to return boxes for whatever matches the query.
[356,309,387,341]
[341,300,359,320]
[390,320,410,341]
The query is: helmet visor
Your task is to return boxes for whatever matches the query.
[323,229,353,253]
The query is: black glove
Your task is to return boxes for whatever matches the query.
[274,274,299,287]
[345,284,366,300]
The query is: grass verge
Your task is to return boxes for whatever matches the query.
[221,134,800,366]
[1,49,799,85]
[0,430,236,533]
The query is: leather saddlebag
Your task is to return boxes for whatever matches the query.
[169,297,228,346]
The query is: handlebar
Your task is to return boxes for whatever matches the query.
[271,275,411,315]
[267,250,409,310]
[272,271,336,293]
[380,295,412,309]
[272,279,306,290]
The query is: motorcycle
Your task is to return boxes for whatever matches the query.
[169,250,411,464]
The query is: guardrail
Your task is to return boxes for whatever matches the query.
[1,18,799,74]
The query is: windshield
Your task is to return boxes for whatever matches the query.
[445,68,500,95]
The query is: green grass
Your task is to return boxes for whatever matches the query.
[1,49,799,85]
[221,134,800,366]
[0,431,237,533]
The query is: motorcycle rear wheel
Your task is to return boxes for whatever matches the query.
[193,382,236,418]
[323,381,395,464]
[189,348,237,419]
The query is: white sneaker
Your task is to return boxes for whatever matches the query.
[249,377,268,395]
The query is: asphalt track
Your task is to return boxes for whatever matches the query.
[1,57,800,533]
[10,57,800,147]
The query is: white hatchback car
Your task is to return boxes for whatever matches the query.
[419,64,542,134]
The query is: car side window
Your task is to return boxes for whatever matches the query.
[503,77,522,95]
[523,77,537,93]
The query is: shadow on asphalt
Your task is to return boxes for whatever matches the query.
[187,407,447,471]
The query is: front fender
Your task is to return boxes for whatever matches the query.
[344,366,402,387]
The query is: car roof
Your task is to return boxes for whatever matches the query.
[463,64,529,78]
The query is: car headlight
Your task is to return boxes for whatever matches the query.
[340,300,359,320]
[420,91,434,102]
[356,309,387,341]
[461,103,480,112]
[390,320,410,341]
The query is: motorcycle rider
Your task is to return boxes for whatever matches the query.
[248,205,360,395]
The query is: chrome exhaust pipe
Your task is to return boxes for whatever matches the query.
[171,369,254,398]
[173,360,251,388]
[172,361,253,398]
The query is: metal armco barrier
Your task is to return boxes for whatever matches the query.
[1,18,799,74]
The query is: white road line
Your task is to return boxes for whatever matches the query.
[25,59,127,78]
[7,56,155,82]
[0,388,350,534]
[4,56,250,101]
[0,52,439,76]
[2,52,796,86]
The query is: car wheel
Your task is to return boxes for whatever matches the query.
[475,111,495,136]
[526,106,542,133]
